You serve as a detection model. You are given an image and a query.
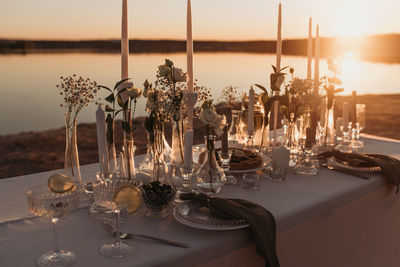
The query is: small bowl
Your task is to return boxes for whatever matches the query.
[142,182,175,219]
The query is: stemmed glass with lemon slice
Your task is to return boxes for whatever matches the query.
[93,178,142,258]
[26,174,80,267]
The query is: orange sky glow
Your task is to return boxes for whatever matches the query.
[0,0,398,40]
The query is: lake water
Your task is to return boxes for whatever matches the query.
[1,52,399,135]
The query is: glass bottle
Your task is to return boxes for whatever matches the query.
[192,135,226,194]
[228,110,241,145]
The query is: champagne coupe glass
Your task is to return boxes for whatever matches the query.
[93,178,135,258]
[26,184,80,267]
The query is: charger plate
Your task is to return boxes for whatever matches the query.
[173,201,249,231]
[334,160,382,173]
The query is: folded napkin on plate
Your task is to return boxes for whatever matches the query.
[318,150,400,193]
[180,192,280,267]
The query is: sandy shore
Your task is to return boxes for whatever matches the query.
[1,94,400,179]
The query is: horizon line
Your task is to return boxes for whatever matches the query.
[1,33,400,42]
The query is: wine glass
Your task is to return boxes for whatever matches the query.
[26,184,80,267]
[217,149,236,185]
[93,178,135,258]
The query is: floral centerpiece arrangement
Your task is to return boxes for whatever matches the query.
[280,68,314,153]
[141,77,176,218]
[142,78,171,181]
[156,59,187,163]
[192,100,227,194]
[98,78,142,178]
[253,65,287,149]
[57,74,99,188]
[320,57,344,146]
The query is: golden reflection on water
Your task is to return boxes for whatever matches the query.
[0,52,399,135]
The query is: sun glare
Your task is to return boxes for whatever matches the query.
[340,52,360,94]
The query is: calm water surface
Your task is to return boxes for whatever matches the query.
[1,52,399,135]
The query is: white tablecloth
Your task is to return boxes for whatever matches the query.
[1,134,400,267]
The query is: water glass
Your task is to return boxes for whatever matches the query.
[242,173,260,190]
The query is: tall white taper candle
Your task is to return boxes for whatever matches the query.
[121,0,129,80]
[187,0,194,92]
[314,25,320,94]
[276,3,282,71]
[307,17,313,80]
[186,0,195,130]
[96,105,109,178]
[273,3,282,151]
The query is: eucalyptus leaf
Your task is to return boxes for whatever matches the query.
[115,109,124,117]
[279,66,289,72]
[97,85,113,93]
[114,78,131,90]
[116,87,127,96]
[105,93,115,103]
[254,84,268,93]
[117,95,124,108]
[105,105,114,112]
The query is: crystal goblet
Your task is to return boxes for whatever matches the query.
[93,178,135,258]
[26,184,80,267]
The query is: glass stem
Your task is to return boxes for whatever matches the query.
[115,210,121,243]
[51,218,60,252]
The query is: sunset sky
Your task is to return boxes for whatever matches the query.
[0,0,399,40]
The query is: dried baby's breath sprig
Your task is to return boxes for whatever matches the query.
[219,85,240,108]
[57,74,99,126]
[193,80,212,117]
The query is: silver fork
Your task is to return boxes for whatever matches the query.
[101,223,190,248]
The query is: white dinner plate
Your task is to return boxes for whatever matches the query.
[173,201,249,231]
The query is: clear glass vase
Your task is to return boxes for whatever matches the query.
[121,110,136,181]
[106,117,118,178]
[192,135,226,194]
[64,113,82,189]
[251,105,266,147]
[171,119,184,164]
[137,130,169,184]
[121,138,136,181]
[285,119,300,154]
[325,98,335,147]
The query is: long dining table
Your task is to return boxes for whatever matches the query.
[1,134,400,267]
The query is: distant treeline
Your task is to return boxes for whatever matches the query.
[1,34,400,63]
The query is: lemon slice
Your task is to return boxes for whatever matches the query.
[48,174,76,193]
[112,185,142,214]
